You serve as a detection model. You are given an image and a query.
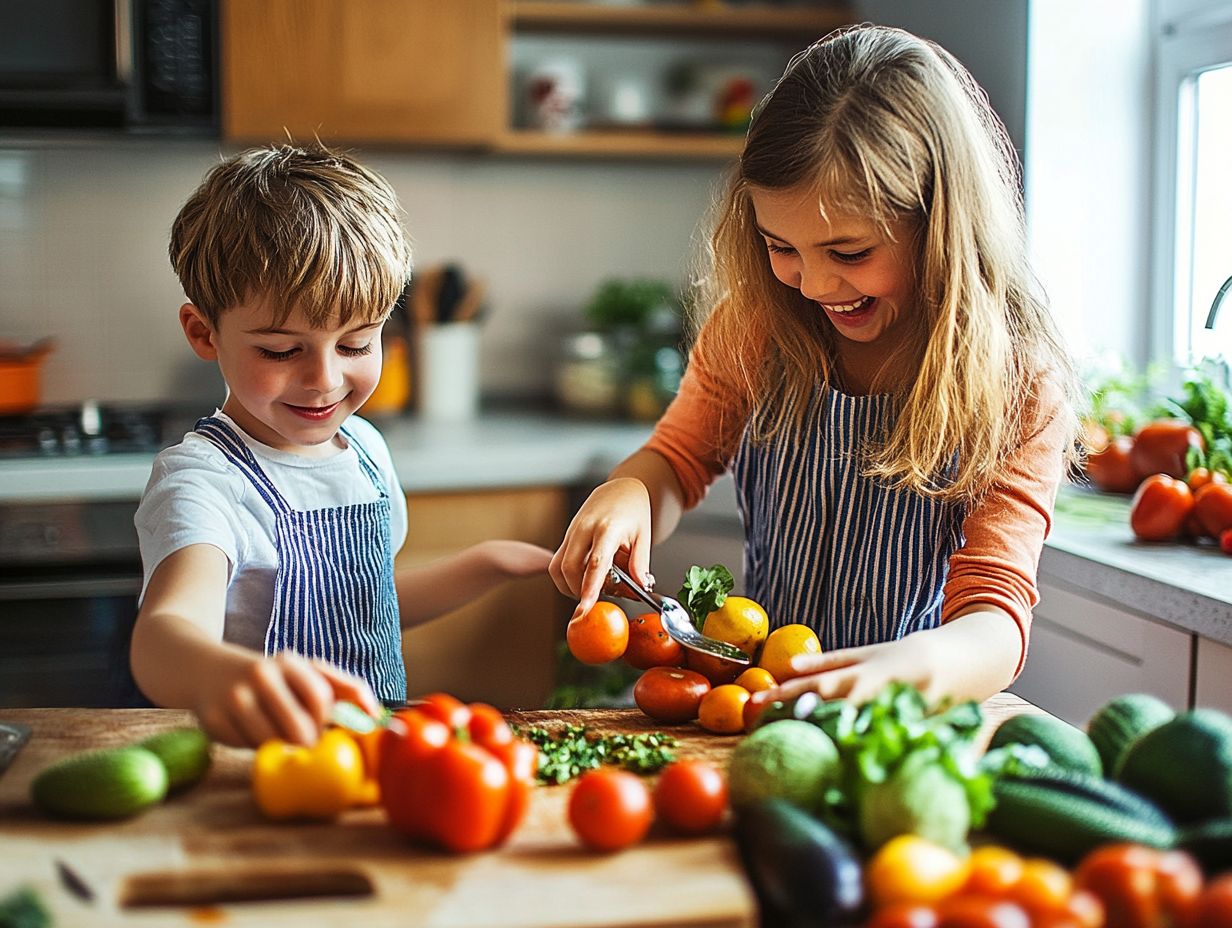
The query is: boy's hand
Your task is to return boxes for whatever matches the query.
[194,650,381,748]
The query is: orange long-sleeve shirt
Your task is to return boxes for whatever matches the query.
[644,321,1070,675]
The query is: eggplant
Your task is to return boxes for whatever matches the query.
[734,798,865,928]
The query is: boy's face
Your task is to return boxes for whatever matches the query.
[180,297,386,455]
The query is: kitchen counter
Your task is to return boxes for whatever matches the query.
[0,695,1041,926]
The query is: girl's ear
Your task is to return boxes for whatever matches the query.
[179,303,219,361]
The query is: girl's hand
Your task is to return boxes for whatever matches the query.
[759,636,941,709]
[476,539,553,579]
[549,476,654,619]
[194,650,381,748]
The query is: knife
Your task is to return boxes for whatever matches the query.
[0,722,30,778]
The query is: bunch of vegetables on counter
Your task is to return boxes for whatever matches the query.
[1083,364,1232,552]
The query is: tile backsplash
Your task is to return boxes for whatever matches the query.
[0,141,718,408]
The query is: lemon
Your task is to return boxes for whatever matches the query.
[758,624,822,682]
[701,596,769,658]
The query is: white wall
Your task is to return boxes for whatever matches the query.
[0,142,721,406]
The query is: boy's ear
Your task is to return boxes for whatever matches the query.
[179,303,219,361]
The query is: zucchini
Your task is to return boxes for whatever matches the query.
[989,714,1103,776]
[31,746,168,820]
[1087,693,1175,777]
[1117,709,1232,824]
[137,728,211,792]
[735,798,865,928]
[985,773,1176,865]
[1176,817,1232,876]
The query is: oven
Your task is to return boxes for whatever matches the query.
[0,404,188,708]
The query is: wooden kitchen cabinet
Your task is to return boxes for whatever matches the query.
[1009,577,1193,726]
[221,0,504,146]
[220,1,852,159]
[394,485,570,709]
[1196,636,1232,713]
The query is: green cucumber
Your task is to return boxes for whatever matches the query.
[989,713,1103,776]
[31,746,168,820]
[1117,709,1232,824]
[985,773,1175,865]
[1087,693,1175,777]
[1176,817,1232,877]
[137,728,212,791]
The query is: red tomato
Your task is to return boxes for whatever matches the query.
[632,666,711,723]
[1222,528,1232,555]
[1074,844,1203,928]
[410,692,471,730]
[867,904,941,928]
[1188,467,1228,492]
[1130,420,1205,480]
[1086,436,1140,493]
[466,702,513,746]
[567,601,629,665]
[1192,874,1232,928]
[936,896,1031,928]
[1195,482,1232,538]
[568,768,653,851]
[652,760,728,835]
[624,611,684,670]
[1130,474,1195,541]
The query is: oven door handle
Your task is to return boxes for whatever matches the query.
[0,576,141,601]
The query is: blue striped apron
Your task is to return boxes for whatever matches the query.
[195,416,407,703]
[732,385,967,650]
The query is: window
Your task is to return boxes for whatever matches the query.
[1152,2,1232,366]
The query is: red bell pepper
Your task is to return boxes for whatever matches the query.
[378,693,538,853]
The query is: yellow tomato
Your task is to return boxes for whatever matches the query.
[701,596,769,657]
[697,684,751,735]
[734,667,777,693]
[866,834,969,908]
[757,623,821,682]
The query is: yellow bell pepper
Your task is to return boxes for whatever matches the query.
[252,729,368,820]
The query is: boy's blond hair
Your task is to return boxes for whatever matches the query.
[695,24,1079,503]
[170,144,413,328]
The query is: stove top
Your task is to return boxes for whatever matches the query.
[0,402,194,459]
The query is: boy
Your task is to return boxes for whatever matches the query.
[132,145,550,748]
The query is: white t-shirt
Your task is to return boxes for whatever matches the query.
[135,411,408,652]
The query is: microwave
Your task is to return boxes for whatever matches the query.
[0,0,217,133]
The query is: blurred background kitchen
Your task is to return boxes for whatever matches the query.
[2,0,1230,718]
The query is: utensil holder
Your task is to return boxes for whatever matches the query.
[417,323,480,421]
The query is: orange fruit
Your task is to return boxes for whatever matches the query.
[734,667,777,693]
[701,596,769,657]
[757,623,821,682]
[697,684,751,735]
[685,648,744,686]
[566,601,628,665]
[866,834,969,908]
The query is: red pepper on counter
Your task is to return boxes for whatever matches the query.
[378,693,538,853]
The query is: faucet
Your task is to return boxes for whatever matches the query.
[1208,274,1232,329]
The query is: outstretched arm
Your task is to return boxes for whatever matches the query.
[395,539,553,628]
[131,544,379,747]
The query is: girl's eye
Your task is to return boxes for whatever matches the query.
[831,248,873,264]
[338,343,374,357]
[766,241,796,255]
[257,347,297,361]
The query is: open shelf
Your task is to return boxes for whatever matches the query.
[497,127,744,159]
[508,2,853,40]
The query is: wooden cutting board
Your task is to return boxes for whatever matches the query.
[0,695,1043,927]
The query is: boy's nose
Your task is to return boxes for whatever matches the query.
[302,353,342,393]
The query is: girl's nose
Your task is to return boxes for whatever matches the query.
[798,264,841,303]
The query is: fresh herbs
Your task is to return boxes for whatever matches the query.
[514,724,677,784]
[1168,367,1232,475]
[676,564,735,628]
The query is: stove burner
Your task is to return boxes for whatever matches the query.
[0,402,174,458]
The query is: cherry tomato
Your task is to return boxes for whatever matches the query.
[867,904,941,928]
[1192,873,1232,928]
[1130,474,1195,541]
[935,896,1031,928]
[1130,420,1205,480]
[866,835,970,908]
[568,768,652,851]
[1195,482,1232,538]
[1086,436,1140,493]
[567,601,629,665]
[633,666,711,723]
[652,760,728,835]
[624,611,683,670]
[466,702,513,746]
[1188,467,1228,492]
[962,846,1025,898]
[410,692,471,730]
[1009,858,1072,916]
[1074,843,1204,928]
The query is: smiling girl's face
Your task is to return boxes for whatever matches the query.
[749,184,917,350]
[180,296,385,456]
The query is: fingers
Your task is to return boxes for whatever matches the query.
[311,658,381,716]
[625,533,654,592]
[769,668,859,704]
[573,535,624,620]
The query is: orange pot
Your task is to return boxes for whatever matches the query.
[0,339,53,415]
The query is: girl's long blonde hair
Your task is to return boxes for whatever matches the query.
[695,24,1078,503]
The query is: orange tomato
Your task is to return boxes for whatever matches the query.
[1129,474,1195,542]
[867,904,941,928]
[866,835,970,908]
[1195,482,1232,538]
[684,648,744,686]
[652,760,728,835]
[1187,467,1227,492]
[1010,858,1072,916]
[633,666,711,723]
[697,684,751,735]
[935,896,1031,928]
[624,611,683,670]
[734,667,777,693]
[962,846,1025,898]
[567,601,629,665]
[568,768,652,852]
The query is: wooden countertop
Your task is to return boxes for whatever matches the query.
[0,695,1044,927]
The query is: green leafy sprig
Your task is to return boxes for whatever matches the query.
[676,564,735,628]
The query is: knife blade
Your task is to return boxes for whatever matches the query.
[0,722,30,777]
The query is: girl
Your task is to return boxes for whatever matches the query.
[549,25,1080,706]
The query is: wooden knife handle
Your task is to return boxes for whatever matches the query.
[119,865,373,907]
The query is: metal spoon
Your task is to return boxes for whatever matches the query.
[606,564,750,666]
